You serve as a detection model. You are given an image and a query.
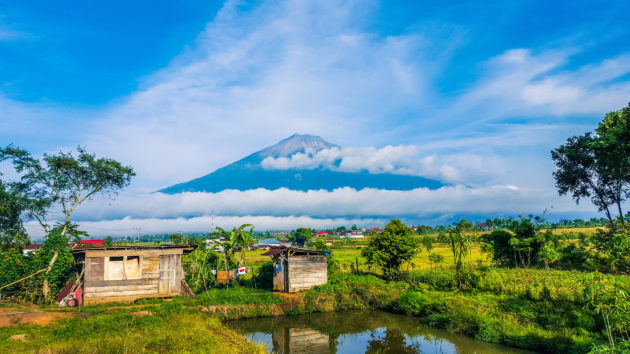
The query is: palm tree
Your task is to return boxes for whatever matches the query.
[236,225,255,266]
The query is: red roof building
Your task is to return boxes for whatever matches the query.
[79,239,106,247]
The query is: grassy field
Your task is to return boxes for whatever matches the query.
[0,305,265,353]
[240,243,489,273]
[2,227,625,353]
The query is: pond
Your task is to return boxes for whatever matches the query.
[225,310,533,353]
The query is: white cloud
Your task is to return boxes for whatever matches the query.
[69,185,590,222]
[17,183,601,237]
[26,215,388,238]
[455,49,630,119]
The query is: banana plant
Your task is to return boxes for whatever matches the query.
[212,224,255,270]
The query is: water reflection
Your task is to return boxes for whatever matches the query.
[225,311,532,354]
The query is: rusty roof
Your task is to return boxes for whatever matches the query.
[262,247,328,257]
[71,245,197,254]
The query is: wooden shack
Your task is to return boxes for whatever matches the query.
[71,245,196,305]
[263,247,328,293]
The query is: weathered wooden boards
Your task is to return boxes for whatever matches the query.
[79,247,190,304]
[267,249,328,293]
[273,259,287,292]
[287,255,327,293]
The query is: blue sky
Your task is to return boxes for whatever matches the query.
[2,0,630,235]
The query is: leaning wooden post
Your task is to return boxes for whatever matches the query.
[42,251,59,301]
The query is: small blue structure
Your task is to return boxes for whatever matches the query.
[253,238,285,250]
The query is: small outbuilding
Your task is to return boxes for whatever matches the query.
[262,247,328,293]
[70,245,196,305]
[252,238,288,250]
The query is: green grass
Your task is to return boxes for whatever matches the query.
[195,286,282,306]
[0,304,265,353]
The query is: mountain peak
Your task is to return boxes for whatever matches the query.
[159,133,445,194]
[256,134,339,159]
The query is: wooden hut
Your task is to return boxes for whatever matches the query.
[263,247,328,293]
[71,245,196,305]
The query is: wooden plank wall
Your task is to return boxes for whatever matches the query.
[86,257,104,281]
[287,255,327,293]
[82,252,183,304]
[143,256,160,280]
[273,259,286,291]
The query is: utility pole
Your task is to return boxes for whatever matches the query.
[132,228,141,244]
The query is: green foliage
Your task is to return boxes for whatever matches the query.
[252,261,274,290]
[197,286,281,306]
[0,229,75,302]
[0,180,30,250]
[361,219,420,278]
[310,238,339,276]
[168,233,186,245]
[447,220,475,289]
[103,236,114,247]
[0,248,30,294]
[552,103,630,223]
[582,272,630,349]
[588,221,630,274]
[420,236,433,254]
[213,224,254,270]
[289,227,313,246]
[481,217,562,269]
[428,253,444,267]
[37,230,76,300]
[183,248,221,293]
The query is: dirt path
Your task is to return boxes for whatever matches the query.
[0,309,87,327]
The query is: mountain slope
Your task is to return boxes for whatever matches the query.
[159,134,445,193]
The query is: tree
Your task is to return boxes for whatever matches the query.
[481,217,552,268]
[420,236,433,254]
[447,220,475,289]
[289,227,313,247]
[595,103,630,222]
[552,134,618,223]
[169,233,186,245]
[234,224,255,266]
[552,103,630,224]
[538,243,560,270]
[361,219,420,278]
[0,145,135,236]
[214,224,254,269]
[0,179,30,250]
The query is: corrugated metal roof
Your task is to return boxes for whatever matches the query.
[256,238,283,245]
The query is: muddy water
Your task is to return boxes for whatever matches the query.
[225,310,534,353]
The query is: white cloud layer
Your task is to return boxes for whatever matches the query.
[21,184,596,237]
[26,215,388,238]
